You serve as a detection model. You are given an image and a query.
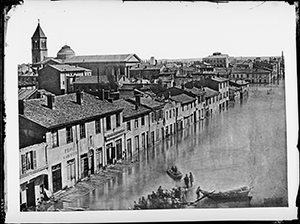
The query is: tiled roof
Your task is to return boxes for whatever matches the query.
[184,87,205,96]
[63,54,141,63]
[127,97,164,109]
[18,80,36,87]
[18,89,37,100]
[73,75,109,84]
[170,93,196,104]
[232,68,270,74]
[48,64,92,72]
[18,71,37,77]
[114,99,151,119]
[22,93,124,129]
[36,57,63,65]
[204,87,219,98]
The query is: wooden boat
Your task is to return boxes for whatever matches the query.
[166,168,183,180]
[199,186,252,201]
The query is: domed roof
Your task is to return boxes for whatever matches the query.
[56,45,75,60]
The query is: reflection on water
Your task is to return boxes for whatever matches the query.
[65,80,287,210]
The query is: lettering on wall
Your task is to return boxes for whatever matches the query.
[63,147,77,160]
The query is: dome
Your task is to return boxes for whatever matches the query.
[56,45,75,60]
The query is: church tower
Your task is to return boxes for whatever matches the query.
[31,20,48,64]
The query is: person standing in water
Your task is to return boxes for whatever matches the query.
[189,172,194,187]
[184,174,189,188]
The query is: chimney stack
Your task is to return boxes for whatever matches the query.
[19,100,24,115]
[76,90,83,105]
[47,94,55,109]
[135,94,141,110]
[104,90,109,100]
[99,89,104,100]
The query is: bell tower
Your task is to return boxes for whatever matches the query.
[31,20,48,64]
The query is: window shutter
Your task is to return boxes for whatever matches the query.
[21,154,26,174]
[33,151,37,169]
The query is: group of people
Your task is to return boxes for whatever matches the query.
[170,166,178,174]
[183,172,194,188]
[132,186,188,210]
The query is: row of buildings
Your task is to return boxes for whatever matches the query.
[19,22,283,209]
[19,75,234,209]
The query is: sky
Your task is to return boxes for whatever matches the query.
[6,0,296,64]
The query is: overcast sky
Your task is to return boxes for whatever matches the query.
[6,1,296,64]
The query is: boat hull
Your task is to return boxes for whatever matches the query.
[166,169,183,180]
[200,186,252,201]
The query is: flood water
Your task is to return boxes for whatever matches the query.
[65,79,287,210]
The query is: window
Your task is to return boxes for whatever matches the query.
[166,111,168,120]
[80,123,86,139]
[169,110,172,119]
[116,113,121,127]
[106,116,111,130]
[182,105,185,111]
[67,159,75,180]
[21,151,36,174]
[134,119,139,128]
[151,112,155,123]
[95,119,101,134]
[176,108,178,116]
[141,116,145,126]
[127,121,131,131]
[66,127,73,143]
[52,131,59,147]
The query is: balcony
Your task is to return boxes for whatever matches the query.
[104,127,125,142]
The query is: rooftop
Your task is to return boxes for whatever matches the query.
[127,96,164,109]
[211,76,229,82]
[184,87,205,96]
[47,64,92,72]
[203,87,219,98]
[32,22,46,39]
[36,57,63,65]
[73,75,109,84]
[18,89,37,100]
[114,99,151,119]
[63,53,141,63]
[21,92,124,129]
[170,93,196,104]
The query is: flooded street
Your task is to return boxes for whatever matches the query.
[65,79,287,210]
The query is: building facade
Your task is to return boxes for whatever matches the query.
[19,92,125,199]
[38,64,92,95]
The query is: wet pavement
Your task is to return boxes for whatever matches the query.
[57,79,287,211]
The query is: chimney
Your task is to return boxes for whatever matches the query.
[135,94,141,110]
[76,90,83,105]
[99,88,104,100]
[104,90,109,100]
[19,100,24,115]
[47,94,55,109]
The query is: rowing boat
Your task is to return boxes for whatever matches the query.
[166,168,183,180]
[199,186,252,201]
